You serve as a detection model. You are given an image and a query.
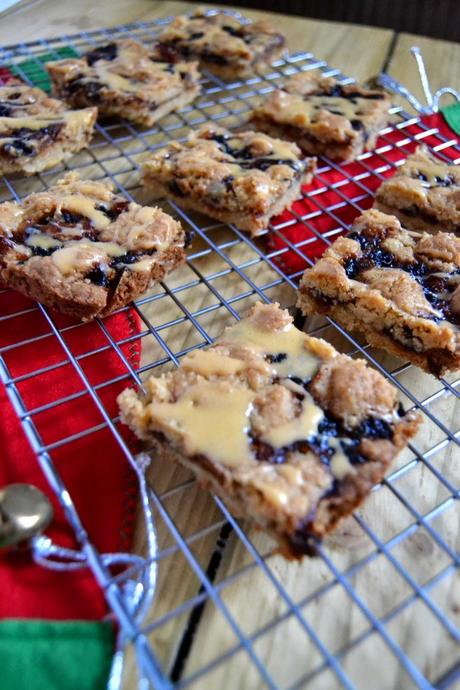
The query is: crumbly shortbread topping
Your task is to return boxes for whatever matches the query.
[46,39,201,126]
[0,172,186,320]
[119,302,419,554]
[156,10,285,76]
[250,73,390,161]
[0,79,96,168]
[298,209,460,375]
[375,146,460,231]
[143,124,315,233]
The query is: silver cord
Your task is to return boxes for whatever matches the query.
[378,46,460,114]
[31,453,159,690]
[410,46,434,106]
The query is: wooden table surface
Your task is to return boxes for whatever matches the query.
[2,3,460,690]
[2,0,460,101]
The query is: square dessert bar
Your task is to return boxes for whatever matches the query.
[118,302,420,557]
[250,72,391,162]
[155,9,286,80]
[142,124,316,236]
[375,145,460,234]
[47,39,201,128]
[298,209,460,377]
[0,79,96,175]
[0,172,187,321]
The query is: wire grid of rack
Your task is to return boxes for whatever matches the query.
[1,10,460,690]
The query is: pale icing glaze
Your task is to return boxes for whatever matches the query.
[406,159,457,187]
[125,256,156,272]
[149,313,327,480]
[93,60,188,94]
[0,115,65,132]
[0,88,37,106]
[0,136,23,146]
[258,91,370,127]
[223,163,278,190]
[183,132,302,190]
[170,21,248,47]
[181,349,246,377]
[261,395,323,447]
[51,239,124,275]
[210,132,299,164]
[57,196,111,229]
[432,272,460,282]
[221,318,320,380]
[161,13,279,62]
[277,463,304,485]
[23,232,153,278]
[257,480,289,506]
[94,63,140,93]
[0,109,94,149]
[328,438,356,480]
[25,233,62,250]
[151,381,256,467]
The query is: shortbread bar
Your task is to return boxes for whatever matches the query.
[250,72,390,162]
[156,9,286,80]
[0,79,96,175]
[0,172,186,321]
[118,302,420,557]
[375,146,460,234]
[142,124,316,236]
[47,39,201,127]
[298,209,460,376]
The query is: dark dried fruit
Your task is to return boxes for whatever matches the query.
[85,42,118,66]
[266,352,287,363]
[86,265,110,287]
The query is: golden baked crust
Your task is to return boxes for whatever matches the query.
[155,9,285,79]
[375,146,460,233]
[0,79,96,175]
[142,124,316,236]
[250,73,390,162]
[297,209,460,376]
[46,39,201,127]
[0,172,186,321]
[118,301,420,558]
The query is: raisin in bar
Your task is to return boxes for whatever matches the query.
[298,209,460,377]
[0,172,187,321]
[155,9,285,80]
[46,39,201,128]
[250,72,390,162]
[0,79,96,175]
[375,145,460,234]
[118,302,420,557]
[142,124,316,236]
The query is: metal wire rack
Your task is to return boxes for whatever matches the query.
[1,10,459,690]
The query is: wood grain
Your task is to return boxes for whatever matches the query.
[0,0,392,83]
[385,32,460,114]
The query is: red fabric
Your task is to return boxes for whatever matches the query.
[0,291,141,620]
[267,112,459,274]
[0,112,457,622]
[0,68,13,83]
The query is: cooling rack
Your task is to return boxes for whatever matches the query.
[1,9,459,690]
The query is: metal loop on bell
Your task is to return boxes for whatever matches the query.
[0,457,159,690]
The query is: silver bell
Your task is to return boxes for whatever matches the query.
[0,484,53,549]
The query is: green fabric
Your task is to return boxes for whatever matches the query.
[9,47,79,92]
[441,102,460,137]
[0,620,114,690]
